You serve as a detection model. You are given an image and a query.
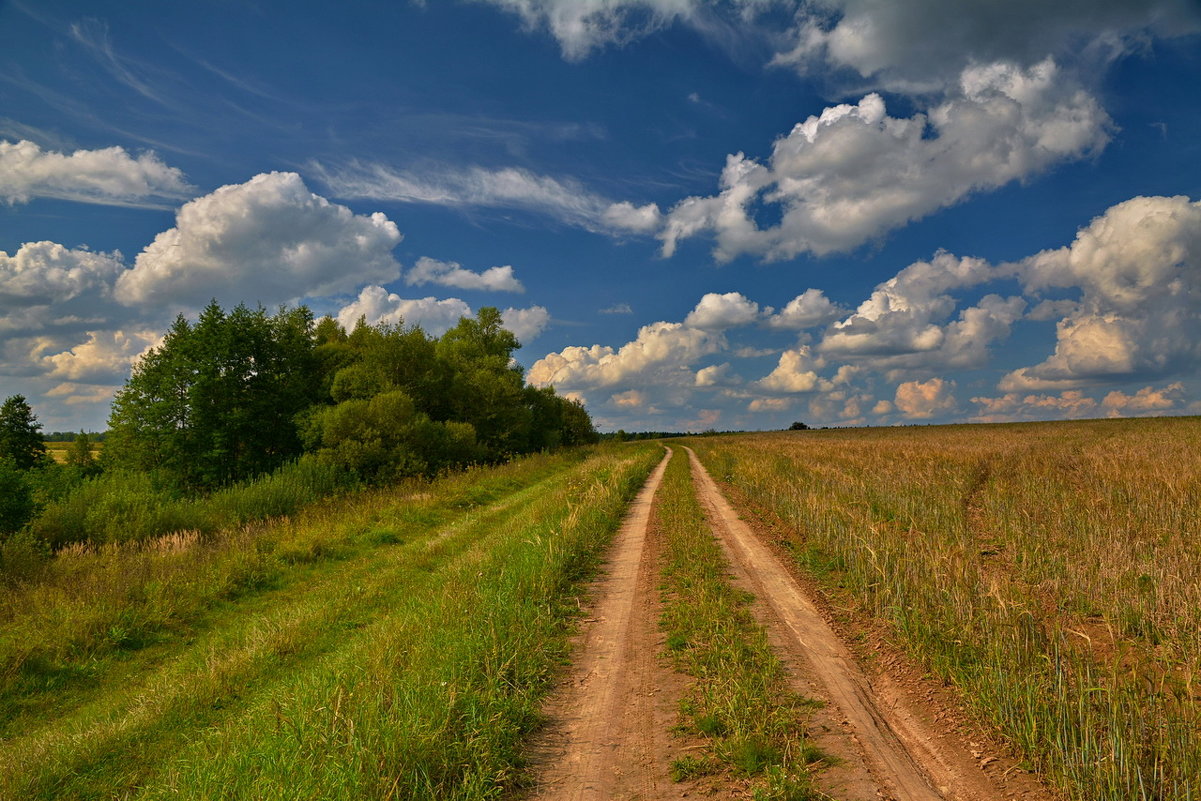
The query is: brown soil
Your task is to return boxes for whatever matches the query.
[526,448,690,801]
[684,446,1063,801]
[528,446,1064,801]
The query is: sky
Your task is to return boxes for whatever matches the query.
[1,0,1200,433]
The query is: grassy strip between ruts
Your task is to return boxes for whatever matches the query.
[655,446,830,801]
[0,443,661,800]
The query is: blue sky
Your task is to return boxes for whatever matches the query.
[2,0,1200,432]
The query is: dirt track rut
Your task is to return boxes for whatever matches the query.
[530,446,1056,801]
[528,448,682,801]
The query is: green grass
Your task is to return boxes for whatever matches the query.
[0,443,662,800]
[655,447,827,801]
[690,419,1201,801]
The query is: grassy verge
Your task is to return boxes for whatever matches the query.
[690,419,1201,801]
[655,446,827,801]
[0,443,661,800]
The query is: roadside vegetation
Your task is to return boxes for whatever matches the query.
[0,442,661,800]
[655,447,827,800]
[690,418,1201,801]
[0,302,595,576]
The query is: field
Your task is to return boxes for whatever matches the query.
[0,443,661,800]
[6,417,1198,801]
[689,417,1201,800]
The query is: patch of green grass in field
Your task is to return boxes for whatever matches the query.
[655,447,827,800]
[0,443,662,800]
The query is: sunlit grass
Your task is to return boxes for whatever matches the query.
[656,447,826,800]
[690,418,1201,801]
[0,443,662,800]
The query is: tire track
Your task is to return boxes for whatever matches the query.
[528,448,685,801]
[684,445,1019,801]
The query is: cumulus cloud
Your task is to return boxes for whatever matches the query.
[894,377,957,418]
[748,396,792,412]
[660,60,1110,261]
[776,0,1201,91]
[695,362,739,387]
[1101,383,1185,417]
[970,389,1099,422]
[38,329,159,384]
[819,251,1024,369]
[528,320,722,388]
[0,241,124,307]
[611,389,647,408]
[969,383,1187,422]
[757,347,822,393]
[766,288,843,329]
[683,291,763,330]
[1000,196,1201,390]
[312,160,659,237]
[0,139,193,207]
[500,305,551,343]
[407,257,524,292]
[336,285,472,335]
[116,172,402,309]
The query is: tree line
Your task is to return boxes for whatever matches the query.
[0,302,596,543]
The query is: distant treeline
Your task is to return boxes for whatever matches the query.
[43,431,108,442]
[0,302,597,557]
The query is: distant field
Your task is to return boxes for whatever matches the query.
[42,441,102,464]
[690,417,1201,800]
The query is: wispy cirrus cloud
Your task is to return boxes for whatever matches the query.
[309,159,661,236]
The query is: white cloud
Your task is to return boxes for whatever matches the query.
[602,201,664,233]
[600,302,633,315]
[313,160,659,237]
[766,288,843,329]
[407,256,524,292]
[1101,383,1185,418]
[894,377,957,418]
[473,0,708,60]
[528,320,722,388]
[819,251,1024,369]
[611,389,646,408]
[38,328,159,383]
[683,291,763,330]
[116,172,402,309]
[0,139,193,207]
[0,241,124,306]
[500,305,551,343]
[776,0,1201,91]
[695,362,739,387]
[757,347,822,393]
[1001,195,1201,390]
[336,285,472,336]
[748,396,792,412]
[660,60,1110,261]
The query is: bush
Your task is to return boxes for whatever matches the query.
[0,457,34,534]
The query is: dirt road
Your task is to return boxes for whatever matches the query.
[528,448,685,801]
[530,446,1056,801]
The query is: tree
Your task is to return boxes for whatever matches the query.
[0,457,34,534]
[108,302,323,489]
[788,421,810,431]
[66,431,100,475]
[0,395,48,470]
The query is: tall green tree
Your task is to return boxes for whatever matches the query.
[436,307,531,458]
[108,302,323,488]
[0,395,48,470]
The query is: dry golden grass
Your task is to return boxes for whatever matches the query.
[690,417,1201,801]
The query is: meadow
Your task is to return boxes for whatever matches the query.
[0,442,661,800]
[689,418,1201,801]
